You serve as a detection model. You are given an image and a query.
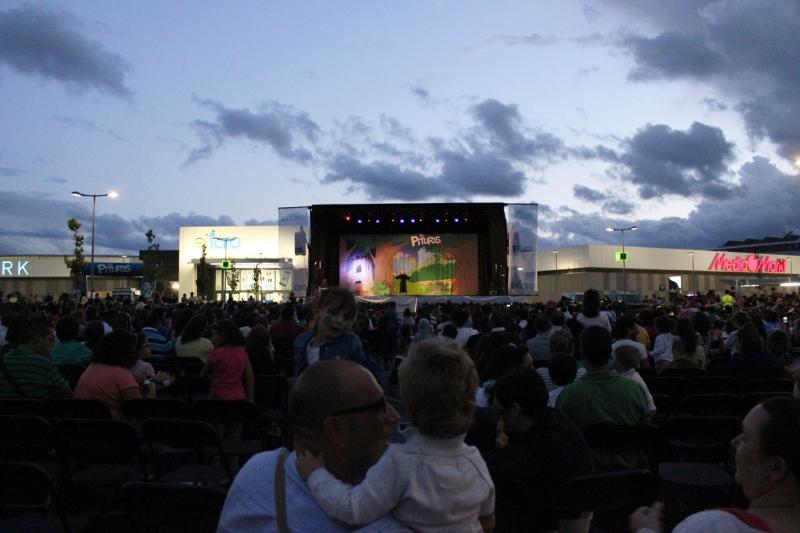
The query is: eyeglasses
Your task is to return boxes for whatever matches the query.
[330,396,387,416]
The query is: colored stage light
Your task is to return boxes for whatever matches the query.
[454,217,460,222]
[435,218,440,223]
[357,219,363,224]
[375,219,380,224]
[410,218,416,223]
[400,218,405,223]
[345,215,351,221]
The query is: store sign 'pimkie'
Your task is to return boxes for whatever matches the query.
[708,253,786,273]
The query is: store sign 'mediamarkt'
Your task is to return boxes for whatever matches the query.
[708,253,787,273]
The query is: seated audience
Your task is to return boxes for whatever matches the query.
[217,360,404,532]
[245,323,277,375]
[547,353,579,407]
[614,345,656,415]
[0,316,71,399]
[672,317,706,369]
[650,315,676,372]
[296,338,495,531]
[51,315,92,367]
[489,367,594,532]
[537,329,586,391]
[202,319,254,401]
[631,397,800,532]
[525,314,553,363]
[612,315,649,368]
[175,315,213,362]
[75,330,154,417]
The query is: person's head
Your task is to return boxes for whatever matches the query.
[18,317,56,357]
[582,289,601,318]
[451,307,468,328]
[549,328,574,355]
[731,397,800,500]
[289,360,400,484]
[180,315,208,343]
[580,325,613,368]
[312,287,358,341]
[675,317,698,354]
[91,330,138,368]
[399,338,478,438]
[655,315,674,335]
[549,353,578,387]
[766,329,791,356]
[111,313,132,332]
[613,344,640,372]
[280,304,296,321]
[136,332,151,360]
[416,318,432,335]
[493,367,549,435]
[483,344,532,382]
[83,320,105,350]
[210,319,245,347]
[441,323,458,340]
[737,322,764,354]
[246,323,271,354]
[55,315,80,343]
[534,314,552,335]
[613,315,637,340]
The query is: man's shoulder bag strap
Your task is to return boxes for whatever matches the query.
[274,448,291,533]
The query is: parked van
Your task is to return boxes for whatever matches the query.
[112,287,141,301]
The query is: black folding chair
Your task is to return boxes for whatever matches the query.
[54,419,147,514]
[0,461,71,533]
[642,376,686,399]
[553,469,658,533]
[253,374,290,448]
[677,393,740,417]
[121,481,228,533]
[170,375,210,401]
[685,376,740,395]
[121,398,195,423]
[57,365,85,389]
[664,415,741,464]
[580,423,662,473]
[0,415,58,476]
[48,398,112,420]
[738,391,792,417]
[142,418,231,486]
[0,398,48,416]
[660,368,705,379]
[741,379,793,394]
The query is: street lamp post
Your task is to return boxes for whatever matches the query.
[71,190,118,297]
[213,236,237,303]
[553,249,559,301]
[605,225,639,299]
[689,251,695,295]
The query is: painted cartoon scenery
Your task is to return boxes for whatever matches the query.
[339,234,479,296]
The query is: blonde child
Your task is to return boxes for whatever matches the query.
[615,344,656,415]
[297,338,495,532]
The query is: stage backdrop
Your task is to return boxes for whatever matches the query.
[339,234,479,296]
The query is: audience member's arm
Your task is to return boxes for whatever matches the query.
[303,448,403,526]
[558,512,592,533]
[243,359,255,401]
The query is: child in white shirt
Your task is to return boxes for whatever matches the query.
[297,338,495,532]
[615,345,656,415]
[650,315,677,373]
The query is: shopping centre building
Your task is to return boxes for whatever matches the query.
[534,245,799,303]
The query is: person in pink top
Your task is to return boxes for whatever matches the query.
[74,330,156,418]
[202,319,254,401]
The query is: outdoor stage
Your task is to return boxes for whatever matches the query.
[307,203,510,298]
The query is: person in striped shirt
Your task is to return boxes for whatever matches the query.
[0,316,72,399]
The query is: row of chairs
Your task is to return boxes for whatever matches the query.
[653,391,792,419]
[0,461,227,533]
[639,365,790,380]
[643,375,793,398]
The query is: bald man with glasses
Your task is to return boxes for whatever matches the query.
[218,360,406,532]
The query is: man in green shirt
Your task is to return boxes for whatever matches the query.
[0,316,72,399]
[555,325,650,470]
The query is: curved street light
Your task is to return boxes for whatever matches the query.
[605,225,639,298]
[71,191,119,297]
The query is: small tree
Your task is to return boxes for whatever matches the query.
[252,263,261,300]
[142,229,163,292]
[64,218,85,295]
[196,243,210,299]
[227,260,240,293]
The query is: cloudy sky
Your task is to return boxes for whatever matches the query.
[1,0,798,255]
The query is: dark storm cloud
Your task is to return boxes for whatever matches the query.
[618,0,800,160]
[602,198,634,215]
[573,185,607,203]
[541,157,799,250]
[470,99,564,162]
[244,219,280,226]
[619,122,736,199]
[0,5,131,97]
[0,190,241,254]
[323,149,527,201]
[185,97,321,166]
[703,98,727,112]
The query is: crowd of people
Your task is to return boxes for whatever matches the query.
[1,284,800,532]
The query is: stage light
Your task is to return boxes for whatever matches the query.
[410,218,416,223]
[375,219,380,224]
[435,218,440,223]
[345,215,351,221]
[400,218,405,223]
[357,219,363,224]
[454,217,460,223]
